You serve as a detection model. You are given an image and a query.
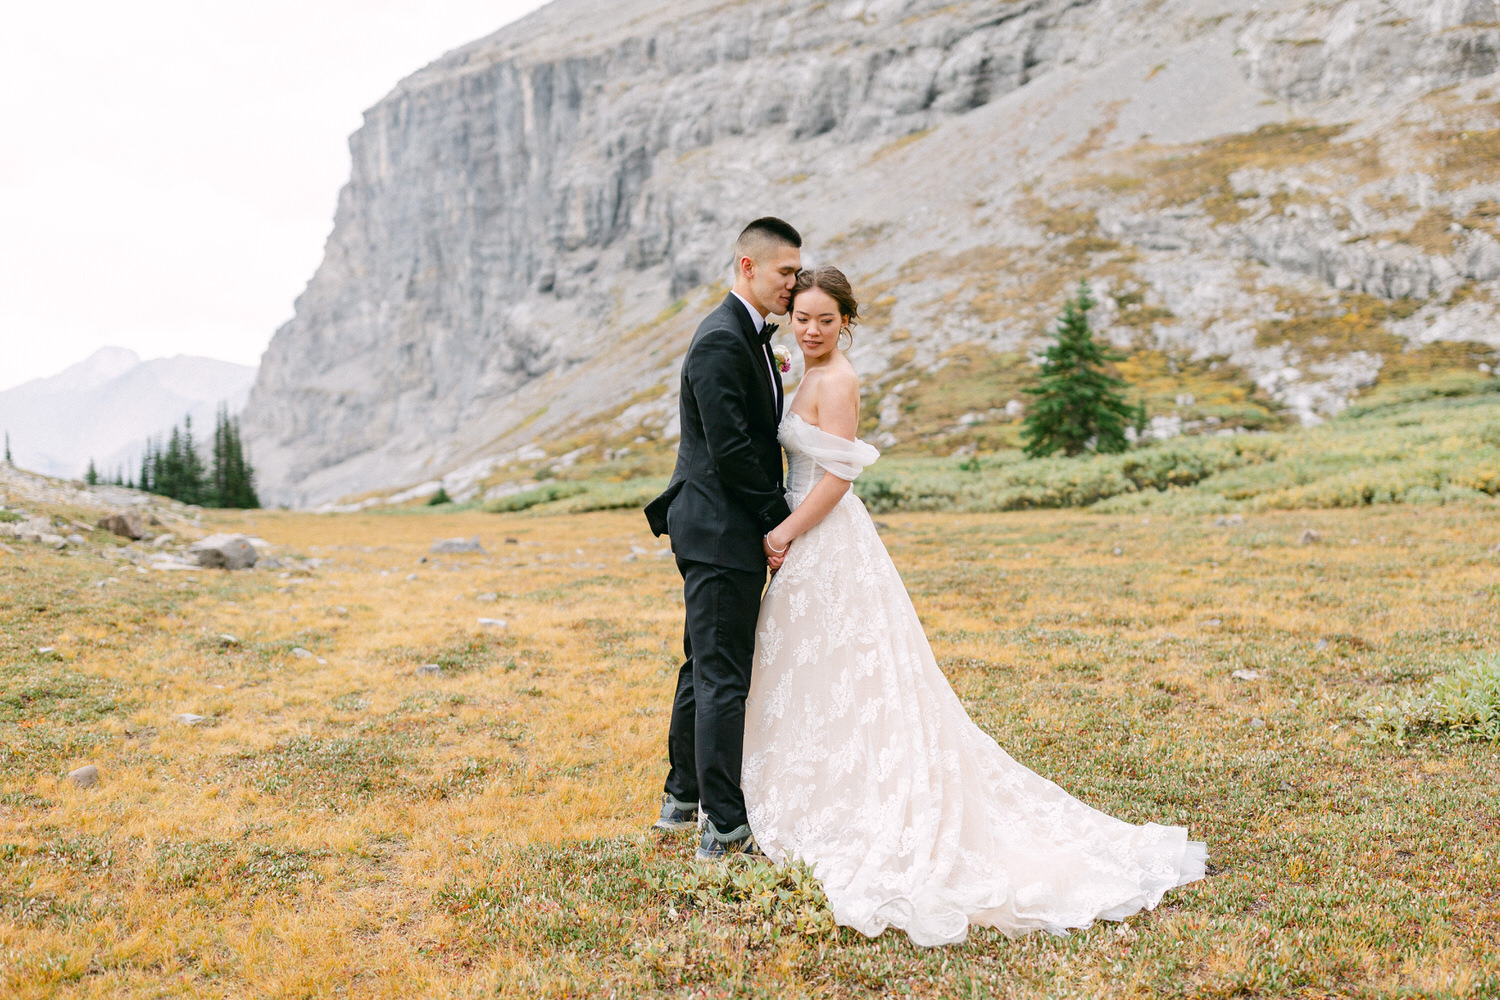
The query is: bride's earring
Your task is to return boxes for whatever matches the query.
[838,325,852,349]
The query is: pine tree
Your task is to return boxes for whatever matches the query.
[139,439,155,494]
[231,416,259,509]
[208,405,259,509]
[180,414,207,505]
[85,459,99,486]
[1022,281,1142,459]
[4,431,10,464]
[131,411,259,507]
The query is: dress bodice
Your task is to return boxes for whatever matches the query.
[779,411,880,499]
[786,443,821,496]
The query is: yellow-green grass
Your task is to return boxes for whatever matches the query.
[2,501,1498,998]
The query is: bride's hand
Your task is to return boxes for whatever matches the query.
[763,532,790,571]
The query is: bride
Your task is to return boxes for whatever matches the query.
[742,266,1207,947]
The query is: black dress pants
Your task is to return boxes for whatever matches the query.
[664,555,766,836]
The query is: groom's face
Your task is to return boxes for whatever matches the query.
[749,245,803,317]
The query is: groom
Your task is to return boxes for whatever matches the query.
[644,217,802,858]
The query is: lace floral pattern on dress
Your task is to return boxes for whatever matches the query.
[742,412,1207,947]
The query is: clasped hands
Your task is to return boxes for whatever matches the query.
[763,531,790,571]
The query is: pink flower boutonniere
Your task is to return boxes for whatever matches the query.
[773,345,791,374]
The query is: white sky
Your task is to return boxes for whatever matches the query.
[0,1,549,391]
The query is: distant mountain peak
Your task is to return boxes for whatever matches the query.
[44,346,143,394]
[0,349,257,479]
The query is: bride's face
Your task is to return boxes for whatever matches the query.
[791,287,845,363]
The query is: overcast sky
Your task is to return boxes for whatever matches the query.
[0,1,549,391]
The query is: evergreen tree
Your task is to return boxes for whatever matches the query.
[85,459,99,486]
[161,426,185,500]
[1022,281,1142,459]
[132,411,259,507]
[180,415,207,505]
[3,431,10,463]
[139,439,155,494]
[208,405,259,508]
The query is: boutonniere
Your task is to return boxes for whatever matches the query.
[773,345,791,373]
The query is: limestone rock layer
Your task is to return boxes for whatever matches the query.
[242,0,1500,506]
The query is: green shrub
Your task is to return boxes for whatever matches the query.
[851,394,1500,514]
[1363,655,1500,743]
[482,482,587,513]
[557,479,668,514]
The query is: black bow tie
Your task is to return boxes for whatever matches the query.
[758,322,779,345]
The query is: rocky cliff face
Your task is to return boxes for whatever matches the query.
[243,0,1500,507]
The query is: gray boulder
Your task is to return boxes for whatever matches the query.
[12,516,52,541]
[189,533,259,570]
[98,510,146,539]
[430,536,485,555]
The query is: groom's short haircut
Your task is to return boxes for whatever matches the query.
[735,217,802,265]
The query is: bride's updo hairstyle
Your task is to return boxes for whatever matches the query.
[791,266,860,347]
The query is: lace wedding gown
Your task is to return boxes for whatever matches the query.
[742,412,1207,947]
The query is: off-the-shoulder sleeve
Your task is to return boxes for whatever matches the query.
[792,418,880,481]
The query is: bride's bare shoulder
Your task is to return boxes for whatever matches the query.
[827,356,861,395]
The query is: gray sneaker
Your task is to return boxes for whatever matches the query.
[695,823,764,860]
[651,795,699,833]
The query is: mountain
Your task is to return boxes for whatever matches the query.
[241,0,1500,508]
[0,348,259,480]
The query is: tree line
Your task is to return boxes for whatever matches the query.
[87,406,260,508]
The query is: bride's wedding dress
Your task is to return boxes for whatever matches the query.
[742,412,1207,947]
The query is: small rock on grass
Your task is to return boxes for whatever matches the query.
[416,663,442,676]
[68,764,99,788]
[478,617,507,628]
[1250,717,1266,729]
[98,510,145,540]
[174,713,207,725]
[1231,669,1263,681]
[1300,529,1321,545]
[476,592,498,602]
[217,634,240,646]
[406,573,419,581]
[431,536,484,555]
[292,647,314,659]
[189,533,258,570]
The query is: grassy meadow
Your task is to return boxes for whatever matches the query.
[3,475,1499,997]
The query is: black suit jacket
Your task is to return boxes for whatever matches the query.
[645,294,791,572]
